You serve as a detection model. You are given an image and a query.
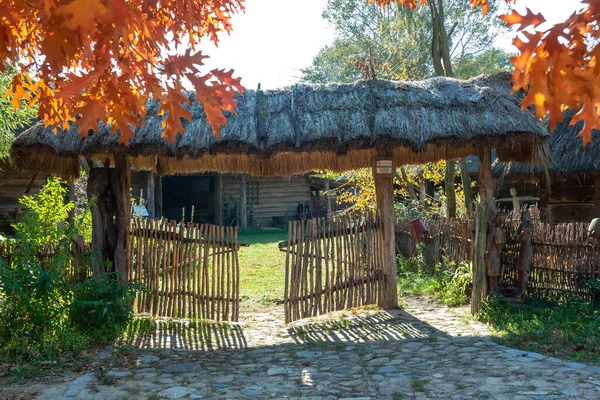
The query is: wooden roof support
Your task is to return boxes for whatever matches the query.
[373,154,399,310]
[472,146,494,315]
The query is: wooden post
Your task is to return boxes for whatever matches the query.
[239,174,247,229]
[373,155,399,309]
[87,155,131,282]
[146,172,156,218]
[324,179,332,219]
[112,153,131,282]
[155,175,163,218]
[471,147,493,315]
[216,173,223,225]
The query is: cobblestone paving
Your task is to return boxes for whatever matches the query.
[7,297,600,400]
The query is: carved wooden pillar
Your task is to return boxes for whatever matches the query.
[87,154,131,282]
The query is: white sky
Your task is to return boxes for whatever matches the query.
[203,0,585,90]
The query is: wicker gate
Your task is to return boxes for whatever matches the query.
[128,218,240,321]
[282,212,385,323]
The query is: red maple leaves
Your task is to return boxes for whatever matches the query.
[1,0,245,144]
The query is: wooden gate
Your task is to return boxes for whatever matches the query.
[128,218,240,321]
[282,212,385,323]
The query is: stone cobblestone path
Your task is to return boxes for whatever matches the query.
[4,297,600,400]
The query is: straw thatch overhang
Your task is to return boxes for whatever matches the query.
[493,109,600,183]
[11,74,550,179]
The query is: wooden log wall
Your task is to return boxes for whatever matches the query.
[0,162,47,235]
[222,174,311,228]
[283,212,384,323]
[128,217,240,321]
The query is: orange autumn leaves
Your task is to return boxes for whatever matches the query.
[2,0,600,146]
[0,0,244,144]
[501,2,600,146]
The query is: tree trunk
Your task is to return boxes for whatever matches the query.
[459,158,474,217]
[397,167,418,201]
[445,160,456,218]
[472,147,494,314]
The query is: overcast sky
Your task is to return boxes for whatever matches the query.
[202,0,585,90]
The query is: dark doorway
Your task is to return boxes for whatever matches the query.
[162,174,216,223]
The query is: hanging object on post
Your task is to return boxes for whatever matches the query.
[372,157,395,178]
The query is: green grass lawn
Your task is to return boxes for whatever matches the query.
[237,229,288,310]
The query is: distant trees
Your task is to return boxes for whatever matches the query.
[303,0,511,217]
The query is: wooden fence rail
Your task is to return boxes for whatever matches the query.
[283,212,385,323]
[396,216,600,299]
[128,217,240,321]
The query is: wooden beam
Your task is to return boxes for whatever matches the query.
[146,171,156,218]
[373,155,399,310]
[239,174,247,229]
[472,147,493,315]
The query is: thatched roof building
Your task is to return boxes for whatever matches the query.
[493,110,600,223]
[11,74,549,179]
[493,109,600,180]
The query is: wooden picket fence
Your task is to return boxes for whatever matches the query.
[281,212,385,323]
[499,219,600,299]
[396,216,600,299]
[128,218,240,321]
[396,217,473,268]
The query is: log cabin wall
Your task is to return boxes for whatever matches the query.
[547,173,598,223]
[0,162,48,235]
[131,171,312,228]
[221,174,311,228]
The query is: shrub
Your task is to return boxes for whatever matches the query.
[69,273,136,336]
[396,243,472,306]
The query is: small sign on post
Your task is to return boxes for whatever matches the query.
[372,156,395,178]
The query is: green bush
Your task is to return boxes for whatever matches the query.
[0,178,74,342]
[435,262,472,307]
[70,273,136,335]
[396,243,472,306]
[0,177,133,378]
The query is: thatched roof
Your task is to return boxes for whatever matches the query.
[11,74,549,178]
[493,109,600,182]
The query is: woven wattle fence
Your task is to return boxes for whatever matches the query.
[128,218,240,321]
[282,212,385,323]
[396,216,600,299]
